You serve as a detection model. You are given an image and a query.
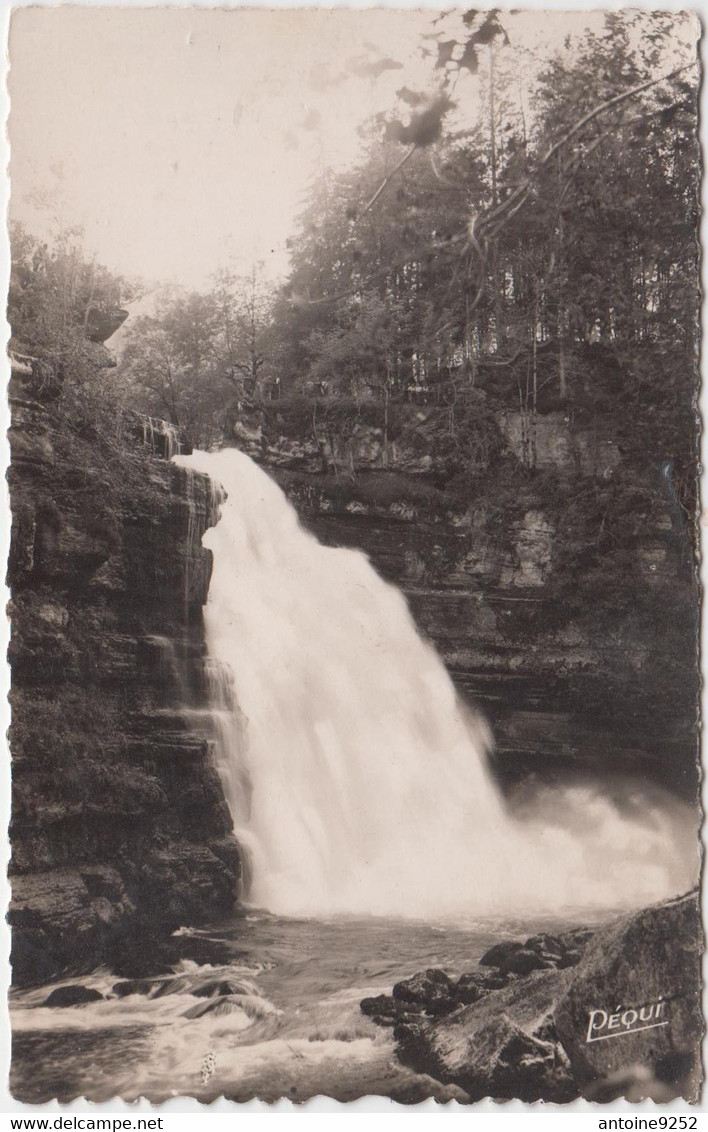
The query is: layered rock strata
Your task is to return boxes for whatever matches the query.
[8,374,240,986]
[233,395,699,797]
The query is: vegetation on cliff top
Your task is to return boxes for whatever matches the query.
[10,12,697,482]
[8,9,699,660]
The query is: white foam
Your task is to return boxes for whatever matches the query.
[175,447,699,919]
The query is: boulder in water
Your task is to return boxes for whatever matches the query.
[523,929,595,970]
[525,933,565,963]
[191,976,255,999]
[183,996,248,1020]
[112,978,168,998]
[183,992,277,1022]
[392,968,454,1013]
[504,948,554,976]
[534,928,594,969]
[360,994,426,1024]
[151,974,194,998]
[479,940,550,976]
[453,967,508,1005]
[44,984,104,1007]
[478,940,525,969]
[394,968,577,1103]
[526,931,563,953]
[558,927,595,951]
[150,969,258,1000]
[556,948,584,970]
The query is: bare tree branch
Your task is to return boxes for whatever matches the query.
[356,145,418,225]
[479,62,694,238]
[540,62,693,168]
[302,61,695,311]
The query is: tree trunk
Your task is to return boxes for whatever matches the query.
[489,45,503,351]
[383,385,389,467]
[557,154,568,400]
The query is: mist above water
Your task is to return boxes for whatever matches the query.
[177,448,697,920]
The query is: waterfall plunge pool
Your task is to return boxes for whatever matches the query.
[10,907,614,1104]
[10,447,698,1103]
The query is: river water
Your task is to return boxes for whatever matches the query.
[11,908,614,1104]
[11,447,698,1103]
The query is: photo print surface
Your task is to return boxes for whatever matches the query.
[5,5,702,1106]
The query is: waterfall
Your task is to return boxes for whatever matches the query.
[142,415,182,460]
[175,448,697,920]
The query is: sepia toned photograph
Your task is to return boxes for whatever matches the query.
[4,4,703,1107]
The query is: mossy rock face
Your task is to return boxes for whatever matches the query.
[8,395,240,987]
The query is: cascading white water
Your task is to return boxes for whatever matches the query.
[176,448,698,920]
[142,415,182,460]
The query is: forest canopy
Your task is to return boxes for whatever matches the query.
[9,8,699,486]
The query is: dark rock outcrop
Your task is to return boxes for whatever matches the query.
[479,929,591,975]
[369,891,701,1103]
[394,969,578,1103]
[360,994,417,1025]
[190,976,254,999]
[44,985,104,1007]
[454,967,508,1003]
[392,968,454,1011]
[112,978,166,998]
[554,890,703,1101]
[85,306,128,345]
[8,385,240,986]
[364,931,593,1032]
[181,997,247,1020]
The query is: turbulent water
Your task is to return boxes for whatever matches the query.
[11,445,698,1104]
[176,447,698,919]
[9,910,607,1104]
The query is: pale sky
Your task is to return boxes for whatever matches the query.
[8,6,698,292]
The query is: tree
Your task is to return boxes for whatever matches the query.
[261,7,697,506]
[117,268,277,444]
[8,222,133,385]
[210,265,274,392]
[119,291,226,444]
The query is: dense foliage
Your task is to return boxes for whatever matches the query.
[118,268,276,446]
[275,12,697,470]
[9,222,134,391]
[8,225,172,504]
[10,10,698,486]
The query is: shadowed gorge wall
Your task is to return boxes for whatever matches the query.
[8,372,240,987]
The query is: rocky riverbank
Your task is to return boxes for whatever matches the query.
[361,891,702,1104]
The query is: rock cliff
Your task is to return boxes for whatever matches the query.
[233,387,699,798]
[8,369,241,987]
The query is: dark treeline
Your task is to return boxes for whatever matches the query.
[272,10,698,500]
[9,10,698,504]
